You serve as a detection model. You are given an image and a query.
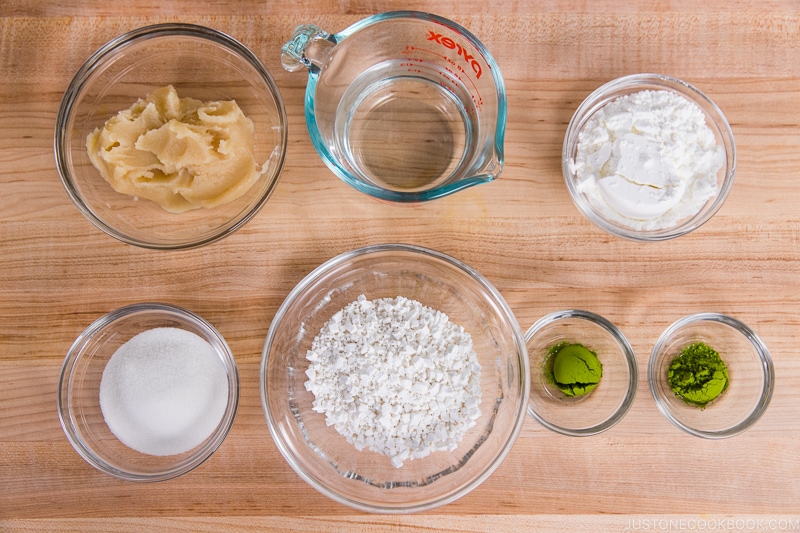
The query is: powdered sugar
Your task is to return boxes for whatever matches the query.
[571,89,725,231]
[304,295,482,468]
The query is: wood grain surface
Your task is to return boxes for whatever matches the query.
[2,1,799,531]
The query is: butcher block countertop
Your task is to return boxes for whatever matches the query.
[2,1,799,531]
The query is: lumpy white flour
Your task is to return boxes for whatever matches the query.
[571,89,725,231]
[304,295,482,468]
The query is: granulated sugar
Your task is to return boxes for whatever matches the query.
[304,295,482,468]
[99,327,229,456]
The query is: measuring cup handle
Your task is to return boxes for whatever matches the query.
[281,24,335,73]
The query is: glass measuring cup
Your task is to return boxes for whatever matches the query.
[281,11,506,202]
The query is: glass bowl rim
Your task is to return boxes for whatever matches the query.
[524,309,639,436]
[647,312,775,439]
[54,22,288,250]
[562,72,736,242]
[259,242,530,513]
[57,301,240,481]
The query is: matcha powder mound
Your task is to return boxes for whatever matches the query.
[548,342,603,397]
[667,341,729,408]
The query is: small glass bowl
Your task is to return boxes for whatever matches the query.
[649,313,774,438]
[526,310,638,436]
[563,73,736,241]
[57,302,239,481]
[261,244,529,513]
[55,23,287,249]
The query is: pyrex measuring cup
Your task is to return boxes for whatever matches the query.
[281,11,506,202]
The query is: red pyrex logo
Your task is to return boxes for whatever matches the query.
[427,31,483,79]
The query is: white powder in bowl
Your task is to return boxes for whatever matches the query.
[571,89,725,231]
[99,327,229,456]
[304,295,482,468]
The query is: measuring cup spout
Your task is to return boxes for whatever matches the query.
[484,140,505,178]
[281,24,335,73]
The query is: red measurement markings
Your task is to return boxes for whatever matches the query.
[425,31,483,79]
[399,54,482,117]
[403,46,484,110]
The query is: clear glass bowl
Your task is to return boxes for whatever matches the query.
[55,23,287,249]
[526,310,638,436]
[563,73,736,241]
[260,244,529,513]
[649,313,774,438]
[57,303,239,481]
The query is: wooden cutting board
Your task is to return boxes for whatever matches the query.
[2,1,799,530]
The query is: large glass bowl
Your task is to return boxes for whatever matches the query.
[57,303,240,481]
[260,244,529,513]
[55,23,287,249]
[563,73,735,241]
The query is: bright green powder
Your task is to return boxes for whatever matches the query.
[667,341,729,408]
[548,342,603,397]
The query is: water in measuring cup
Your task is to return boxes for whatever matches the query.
[334,59,477,193]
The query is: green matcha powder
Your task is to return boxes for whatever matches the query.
[547,342,603,397]
[667,341,729,408]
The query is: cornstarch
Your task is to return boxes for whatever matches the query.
[571,89,725,231]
